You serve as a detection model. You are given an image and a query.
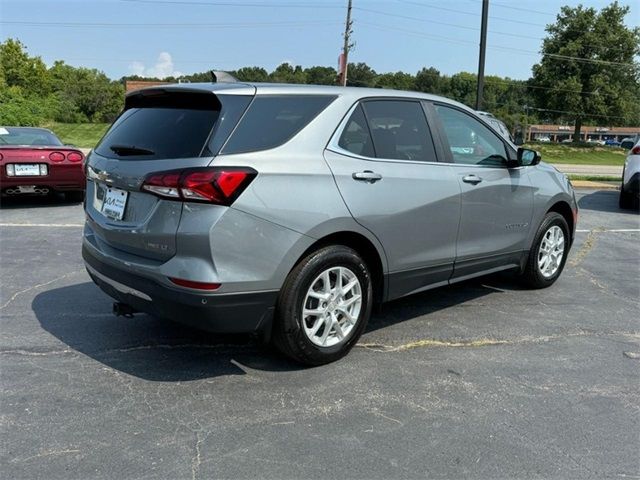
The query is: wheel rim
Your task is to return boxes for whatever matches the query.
[301,266,362,348]
[537,225,565,278]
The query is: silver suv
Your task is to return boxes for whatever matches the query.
[83,82,578,365]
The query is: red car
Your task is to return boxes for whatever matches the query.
[0,126,85,201]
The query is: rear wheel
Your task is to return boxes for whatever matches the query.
[273,245,372,365]
[619,184,635,209]
[520,212,569,289]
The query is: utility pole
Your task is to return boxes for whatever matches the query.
[340,0,353,86]
[475,0,489,110]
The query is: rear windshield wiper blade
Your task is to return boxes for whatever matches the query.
[109,144,155,156]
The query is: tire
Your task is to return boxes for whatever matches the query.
[619,184,634,209]
[520,212,570,289]
[66,191,85,203]
[272,245,373,366]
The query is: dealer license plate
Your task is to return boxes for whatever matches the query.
[101,187,128,220]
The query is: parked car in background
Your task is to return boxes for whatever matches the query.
[83,83,578,365]
[0,127,85,201]
[620,137,638,150]
[604,138,621,147]
[536,136,551,143]
[620,138,640,209]
[476,111,514,142]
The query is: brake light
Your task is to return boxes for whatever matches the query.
[169,277,221,290]
[67,152,83,162]
[141,167,256,205]
[49,152,65,162]
[0,153,3,161]
[632,146,640,155]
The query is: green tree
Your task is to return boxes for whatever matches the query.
[234,66,269,82]
[415,67,445,95]
[304,66,337,85]
[374,71,415,91]
[346,62,377,87]
[531,1,640,140]
[270,63,307,84]
[0,38,50,95]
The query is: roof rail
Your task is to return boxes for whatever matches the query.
[210,71,239,83]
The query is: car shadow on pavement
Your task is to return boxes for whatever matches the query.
[32,282,300,381]
[32,276,514,381]
[578,190,639,214]
[0,193,81,209]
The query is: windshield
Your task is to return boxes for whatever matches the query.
[0,127,63,146]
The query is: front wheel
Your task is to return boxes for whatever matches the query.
[520,212,570,289]
[272,245,373,365]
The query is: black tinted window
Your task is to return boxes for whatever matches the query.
[338,104,375,157]
[435,105,507,166]
[95,91,222,160]
[362,100,437,162]
[222,95,336,154]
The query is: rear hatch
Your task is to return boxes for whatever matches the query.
[85,86,254,261]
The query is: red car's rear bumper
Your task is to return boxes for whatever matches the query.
[0,163,85,191]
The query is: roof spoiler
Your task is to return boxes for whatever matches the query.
[210,70,239,83]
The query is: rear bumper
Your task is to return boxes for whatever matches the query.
[0,163,85,192]
[82,243,278,334]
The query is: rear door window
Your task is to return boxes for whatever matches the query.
[362,100,437,162]
[222,95,336,154]
[95,91,250,160]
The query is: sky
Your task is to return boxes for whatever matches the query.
[0,0,637,81]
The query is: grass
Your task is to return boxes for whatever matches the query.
[567,174,621,182]
[524,142,626,166]
[44,122,110,149]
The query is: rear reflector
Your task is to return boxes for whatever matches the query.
[49,152,65,162]
[169,277,221,290]
[141,167,256,206]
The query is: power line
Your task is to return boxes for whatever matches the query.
[464,0,557,17]
[358,22,638,68]
[119,0,344,8]
[0,20,342,29]
[354,6,544,41]
[395,0,549,27]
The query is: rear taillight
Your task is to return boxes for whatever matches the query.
[632,146,640,155]
[49,152,65,162]
[0,153,3,161]
[141,167,256,205]
[67,152,83,162]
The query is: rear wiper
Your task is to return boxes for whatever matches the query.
[109,144,155,156]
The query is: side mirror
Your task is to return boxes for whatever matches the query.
[517,147,541,166]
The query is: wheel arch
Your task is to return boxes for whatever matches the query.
[546,200,575,245]
[295,231,387,305]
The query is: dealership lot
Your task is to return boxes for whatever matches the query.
[1,189,638,479]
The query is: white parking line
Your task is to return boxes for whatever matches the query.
[0,223,83,227]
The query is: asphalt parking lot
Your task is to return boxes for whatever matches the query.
[1,189,639,480]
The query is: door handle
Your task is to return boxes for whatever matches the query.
[462,174,483,185]
[352,170,383,183]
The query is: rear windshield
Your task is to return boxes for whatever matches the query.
[95,91,250,160]
[0,127,62,146]
[222,95,336,154]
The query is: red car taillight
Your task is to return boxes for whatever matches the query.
[632,146,640,155]
[141,167,257,206]
[169,277,221,290]
[67,152,83,162]
[49,152,65,162]
[0,153,3,161]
